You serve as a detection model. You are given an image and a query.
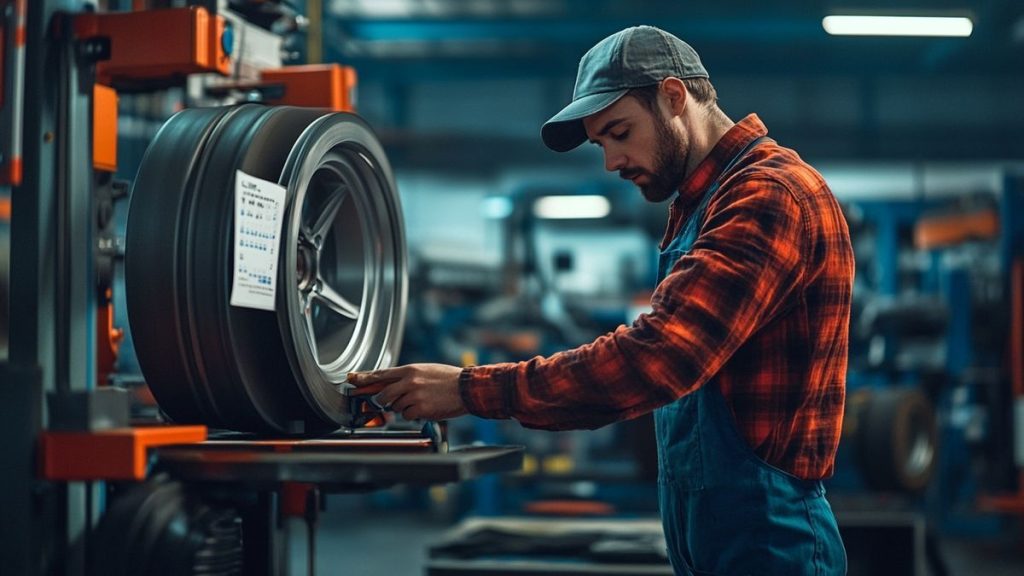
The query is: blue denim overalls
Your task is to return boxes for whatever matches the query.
[654,137,847,575]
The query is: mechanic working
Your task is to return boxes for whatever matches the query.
[348,25,854,576]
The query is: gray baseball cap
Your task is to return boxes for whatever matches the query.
[541,26,709,152]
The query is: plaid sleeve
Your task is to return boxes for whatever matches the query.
[461,177,806,431]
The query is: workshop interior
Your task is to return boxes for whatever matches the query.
[1,0,1023,575]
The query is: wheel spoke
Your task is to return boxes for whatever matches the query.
[304,185,347,248]
[302,294,319,364]
[313,280,359,321]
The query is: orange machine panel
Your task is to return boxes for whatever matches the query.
[260,64,357,112]
[40,425,207,481]
[96,288,125,386]
[73,7,230,87]
[93,84,117,172]
[208,13,230,76]
[1,157,20,187]
[914,209,999,250]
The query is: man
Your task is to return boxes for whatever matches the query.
[349,25,852,575]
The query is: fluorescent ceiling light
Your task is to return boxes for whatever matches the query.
[329,0,559,18]
[822,15,973,37]
[331,0,414,18]
[532,195,610,220]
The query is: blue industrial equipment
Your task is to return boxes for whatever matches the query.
[834,176,1024,540]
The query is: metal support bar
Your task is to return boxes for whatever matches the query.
[239,491,283,576]
[5,0,62,574]
[56,10,96,396]
[0,0,26,186]
[8,2,97,574]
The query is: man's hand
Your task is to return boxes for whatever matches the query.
[347,363,469,421]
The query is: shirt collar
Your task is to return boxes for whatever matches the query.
[672,113,768,214]
[658,114,768,250]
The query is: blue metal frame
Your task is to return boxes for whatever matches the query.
[837,192,1022,537]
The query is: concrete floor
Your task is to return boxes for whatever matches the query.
[289,492,1024,576]
[939,536,1024,576]
[287,494,448,576]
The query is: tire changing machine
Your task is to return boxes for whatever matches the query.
[0,2,521,575]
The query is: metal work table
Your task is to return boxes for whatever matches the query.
[155,439,524,491]
[149,433,523,576]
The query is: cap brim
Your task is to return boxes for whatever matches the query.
[541,89,629,152]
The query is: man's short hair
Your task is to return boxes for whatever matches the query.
[629,78,718,114]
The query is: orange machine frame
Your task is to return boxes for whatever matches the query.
[40,425,208,481]
[93,83,117,172]
[260,64,357,112]
[914,209,999,250]
[73,6,230,87]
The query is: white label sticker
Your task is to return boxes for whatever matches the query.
[230,170,287,311]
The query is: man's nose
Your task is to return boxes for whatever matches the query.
[604,150,626,172]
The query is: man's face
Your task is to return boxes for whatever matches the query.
[583,94,690,203]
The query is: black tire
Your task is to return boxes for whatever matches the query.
[858,387,937,492]
[126,106,234,426]
[90,477,242,576]
[183,104,326,433]
[126,105,406,434]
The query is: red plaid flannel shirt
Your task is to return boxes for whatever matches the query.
[459,115,854,479]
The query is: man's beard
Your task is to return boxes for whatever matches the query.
[628,115,689,203]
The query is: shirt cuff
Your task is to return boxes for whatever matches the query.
[459,364,517,420]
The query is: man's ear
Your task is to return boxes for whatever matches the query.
[659,77,688,117]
